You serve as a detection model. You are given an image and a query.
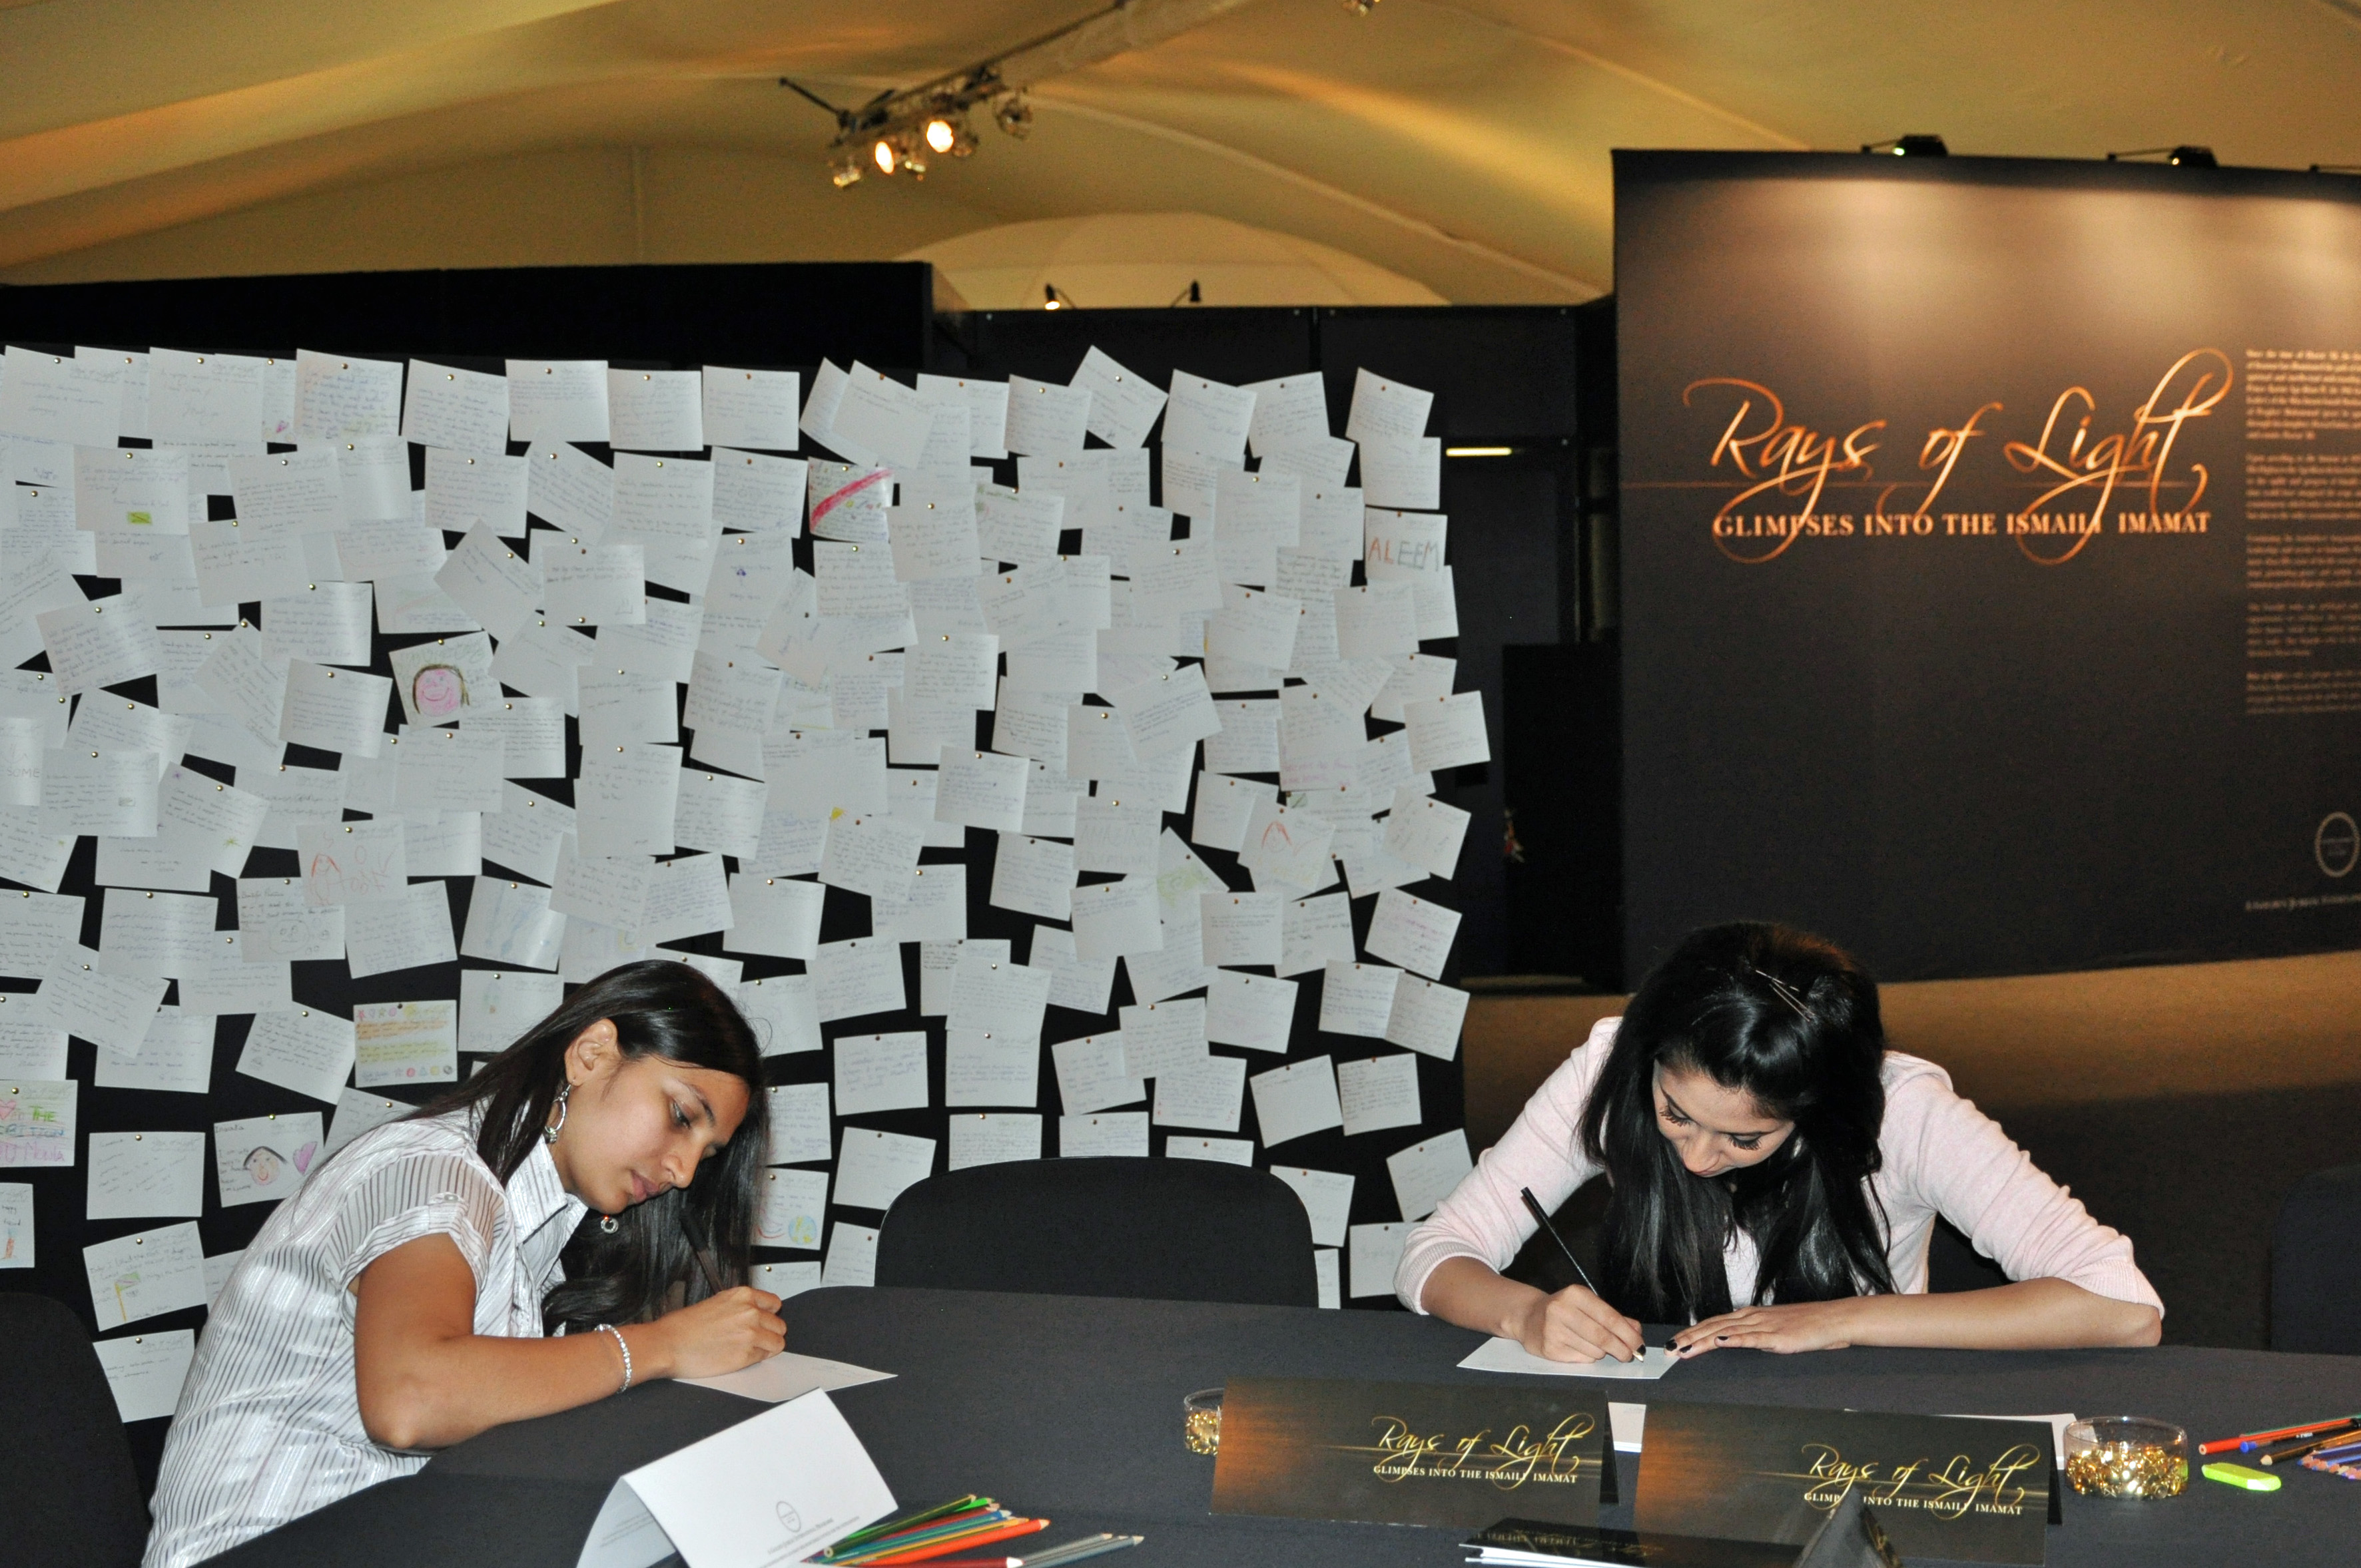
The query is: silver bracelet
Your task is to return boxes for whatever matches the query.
[597,1323,633,1392]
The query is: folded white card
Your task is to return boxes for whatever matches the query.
[575,1390,895,1568]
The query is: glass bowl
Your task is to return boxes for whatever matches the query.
[2063,1416,2188,1498]
[1182,1388,1223,1455]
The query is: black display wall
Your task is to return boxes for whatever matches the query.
[1618,151,2361,983]
[0,263,1611,1493]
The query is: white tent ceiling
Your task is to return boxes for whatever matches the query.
[4,1,2359,301]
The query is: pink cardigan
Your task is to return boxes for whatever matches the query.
[1397,1017,2162,1318]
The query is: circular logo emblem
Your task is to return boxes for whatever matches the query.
[2316,812,2359,878]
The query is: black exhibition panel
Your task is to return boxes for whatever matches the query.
[0,262,934,368]
[1503,642,1622,987]
[958,303,1612,979]
[1315,305,1588,447]
[938,304,1319,392]
[1617,149,2361,983]
[206,1288,2361,1567]
[0,264,1631,1499]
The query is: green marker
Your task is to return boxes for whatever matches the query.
[2201,1461,2280,1492]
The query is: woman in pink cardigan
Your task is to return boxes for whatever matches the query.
[1401,922,2163,1362]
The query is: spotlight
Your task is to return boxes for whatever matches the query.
[828,148,864,188]
[2107,145,2218,167]
[872,138,897,175]
[1042,283,1076,311]
[993,95,1034,139]
[1861,134,1949,156]
[922,110,977,158]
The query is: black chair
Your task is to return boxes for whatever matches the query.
[1925,1217,2012,1294]
[2271,1163,2361,1354]
[1,1292,151,1568]
[874,1158,1319,1306]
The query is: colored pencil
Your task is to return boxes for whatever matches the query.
[862,1519,1050,1566]
[827,1512,1014,1565]
[2200,1414,2361,1454]
[1022,1534,1142,1568]
[823,1498,993,1558]
[895,1547,1136,1568]
[2258,1429,2359,1465]
[2240,1418,2356,1453]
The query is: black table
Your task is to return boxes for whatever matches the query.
[213,1287,2361,1567]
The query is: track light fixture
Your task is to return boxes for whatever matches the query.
[783,0,1291,187]
[1861,134,1949,157]
[2108,146,2218,167]
[1043,284,1076,311]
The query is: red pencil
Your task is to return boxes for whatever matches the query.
[864,1519,1050,1567]
[2200,1414,2361,1455]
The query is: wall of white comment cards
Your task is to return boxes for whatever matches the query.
[0,340,1485,1427]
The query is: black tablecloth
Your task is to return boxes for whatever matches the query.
[211,1287,2361,1567]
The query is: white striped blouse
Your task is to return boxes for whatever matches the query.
[143,1109,585,1568]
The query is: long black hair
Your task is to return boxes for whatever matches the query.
[412,960,770,1334]
[1578,922,1894,1322]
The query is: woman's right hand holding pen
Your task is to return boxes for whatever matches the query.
[638,1285,786,1380]
[1511,1283,1646,1364]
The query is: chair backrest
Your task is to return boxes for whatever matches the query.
[2271,1163,2361,1354]
[0,1292,151,1568]
[1925,1217,2011,1294]
[874,1158,1319,1307]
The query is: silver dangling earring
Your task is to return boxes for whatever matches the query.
[599,1214,619,1234]
[543,1079,571,1145]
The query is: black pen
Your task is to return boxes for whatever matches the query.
[1518,1186,1600,1296]
[678,1205,729,1298]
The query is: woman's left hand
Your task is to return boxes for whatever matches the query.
[1670,1299,1861,1356]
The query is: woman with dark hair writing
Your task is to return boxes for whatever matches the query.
[145,961,780,1567]
[1402,923,2162,1360]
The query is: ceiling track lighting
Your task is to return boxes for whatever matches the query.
[1861,134,1949,157]
[2108,145,2218,167]
[783,0,1286,187]
[783,72,1014,188]
[1043,284,1076,311]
